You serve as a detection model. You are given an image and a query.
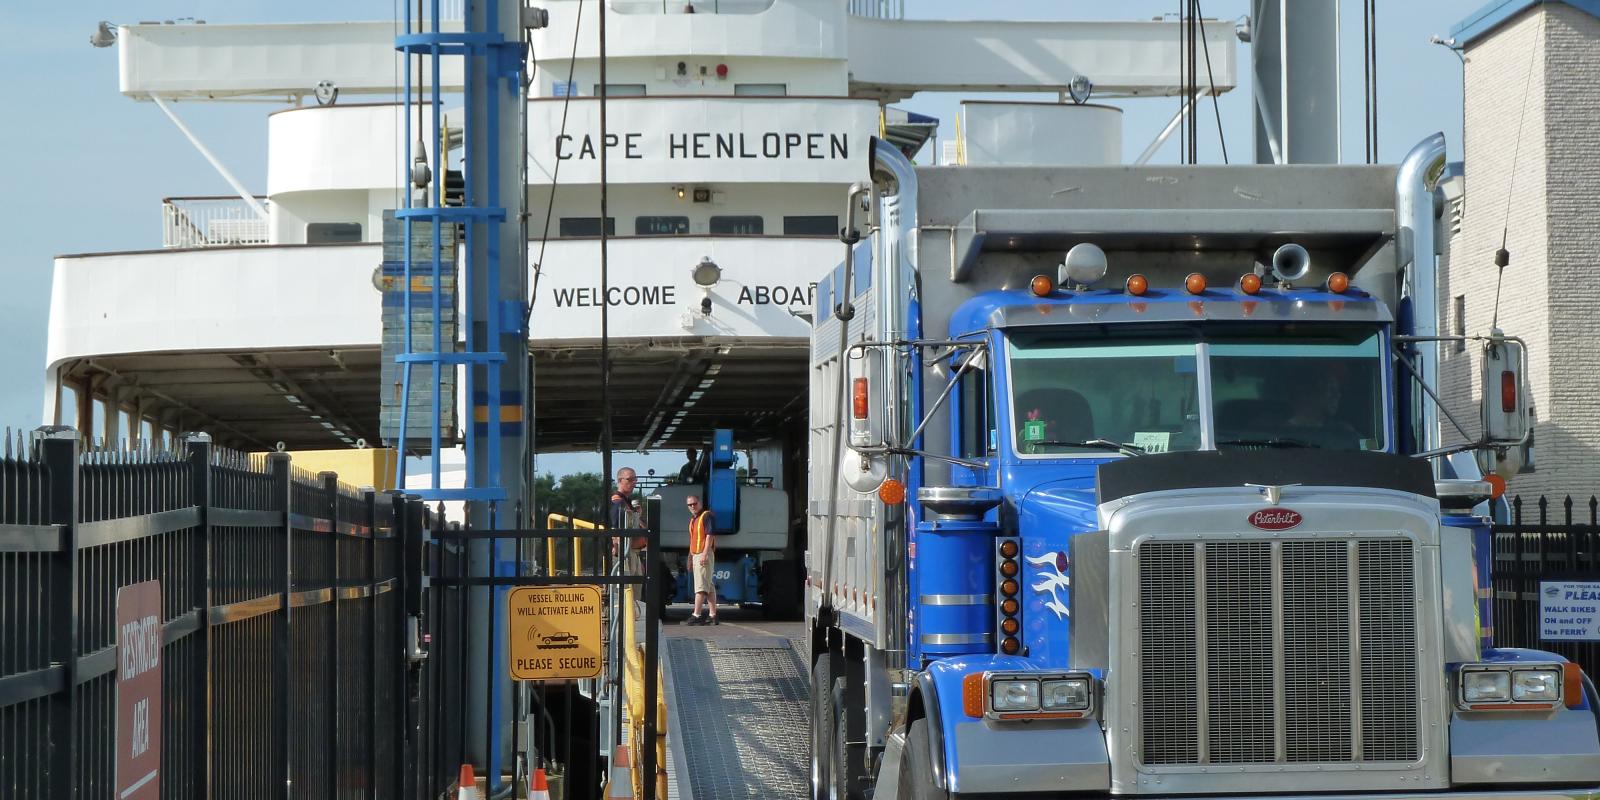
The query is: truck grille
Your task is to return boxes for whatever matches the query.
[1137,538,1418,767]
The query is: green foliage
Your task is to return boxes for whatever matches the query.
[532,470,608,523]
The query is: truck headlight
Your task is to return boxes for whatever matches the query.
[991,679,1040,712]
[1461,670,1511,703]
[1041,678,1091,711]
[1459,663,1577,710]
[1512,669,1562,702]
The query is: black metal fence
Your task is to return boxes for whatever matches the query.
[1494,495,1600,678]
[0,427,463,799]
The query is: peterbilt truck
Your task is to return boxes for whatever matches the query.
[805,135,1595,800]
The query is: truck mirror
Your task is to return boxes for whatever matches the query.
[1479,335,1528,478]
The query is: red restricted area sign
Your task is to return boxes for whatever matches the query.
[116,580,162,800]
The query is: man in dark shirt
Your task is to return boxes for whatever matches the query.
[609,467,646,574]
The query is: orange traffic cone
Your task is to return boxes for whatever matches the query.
[607,745,634,798]
[458,763,479,800]
[527,767,551,800]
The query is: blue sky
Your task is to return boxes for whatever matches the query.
[0,0,1478,474]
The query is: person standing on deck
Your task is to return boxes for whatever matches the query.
[683,494,718,625]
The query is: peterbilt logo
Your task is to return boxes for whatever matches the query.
[1248,508,1303,530]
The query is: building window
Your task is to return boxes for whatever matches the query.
[783,215,839,236]
[307,222,363,244]
[559,217,616,237]
[593,84,646,97]
[710,215,764,235]
[635,216,690,235]
[734,83,787,96]
[1453,295,1466,353]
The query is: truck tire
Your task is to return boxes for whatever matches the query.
[811,658,836,800]
[833,677,861,800]
[762,559,802,620]
[900,719,948,800]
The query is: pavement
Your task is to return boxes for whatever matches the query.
[661,604,810,800]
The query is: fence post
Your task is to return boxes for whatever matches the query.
[268,452,293,800]
[402,495,425,800]
[323,471,341,799]
[186,433,215,798]
[364,487,379,800]
[40,427,80,799]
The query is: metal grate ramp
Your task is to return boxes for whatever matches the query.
[663,633,810,800]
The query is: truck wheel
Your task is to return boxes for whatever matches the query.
[901,719,948,800]
[811,658,836,800]
[833,677,860,800]
[762,559,802,620]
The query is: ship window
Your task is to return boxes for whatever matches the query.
[306,222,363,244]
[783,215,839,236]
[559,217,616,237]
[593,83,646,97]
[734,83,787,97]
[635,216,690,235]
[710,216,764,235]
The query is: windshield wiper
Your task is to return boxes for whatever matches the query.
[1025,439,1146,457]
[1216,437,1316,449]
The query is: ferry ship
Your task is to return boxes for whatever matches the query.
[44,0,1235,478]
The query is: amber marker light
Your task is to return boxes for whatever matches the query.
[1000,579,1018,597]
[1566,663,1585,709]
[1327,271,1350,294]
[1486,474,1507,500]
[963,673,986,717]
[999,560,1018,577]
[1239,273,1262,295]
[1029,274,1054,297]
[1125,274,1148,296]
[1001,637,1021,655]
[1185,273,1207,294]
[878,478,906,505]
[1000,598,1020,615]
[999,540,1018,559]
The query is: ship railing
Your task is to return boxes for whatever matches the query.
[847,0,904,19]
[162,195,271,248]
[610,0,778,14]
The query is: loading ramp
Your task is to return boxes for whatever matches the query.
[662,613,811,800]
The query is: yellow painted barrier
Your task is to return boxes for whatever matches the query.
[545,513,593,575]
[622,586,667,800]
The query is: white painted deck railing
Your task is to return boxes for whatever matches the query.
[847,0,904,19]
[161,197,271,248]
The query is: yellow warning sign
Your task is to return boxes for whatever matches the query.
[508,585,603,680]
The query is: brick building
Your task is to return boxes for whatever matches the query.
[1440,0,1600,497]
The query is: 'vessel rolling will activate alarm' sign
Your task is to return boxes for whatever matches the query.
[116,580,162,800]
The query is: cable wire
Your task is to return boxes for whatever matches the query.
[1493,12,1545,330]
[526,1,587,318]
[1195,0,1228,163]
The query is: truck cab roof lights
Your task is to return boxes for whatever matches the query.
[1238,273,1263,295]
[1326,271,1351,294]
[1029,274,1054,297]
[1184,273,1208,294]
[1125,274,1148,296]
[1059,242,1108,288]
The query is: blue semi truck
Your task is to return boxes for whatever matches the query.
[805,136,1594,800]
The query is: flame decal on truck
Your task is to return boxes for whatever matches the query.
[1024,551,1071,619]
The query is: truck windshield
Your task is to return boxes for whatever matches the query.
[1005,325,1387,458]
[1008,336,1202,456]
[1210,327,1385,452]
